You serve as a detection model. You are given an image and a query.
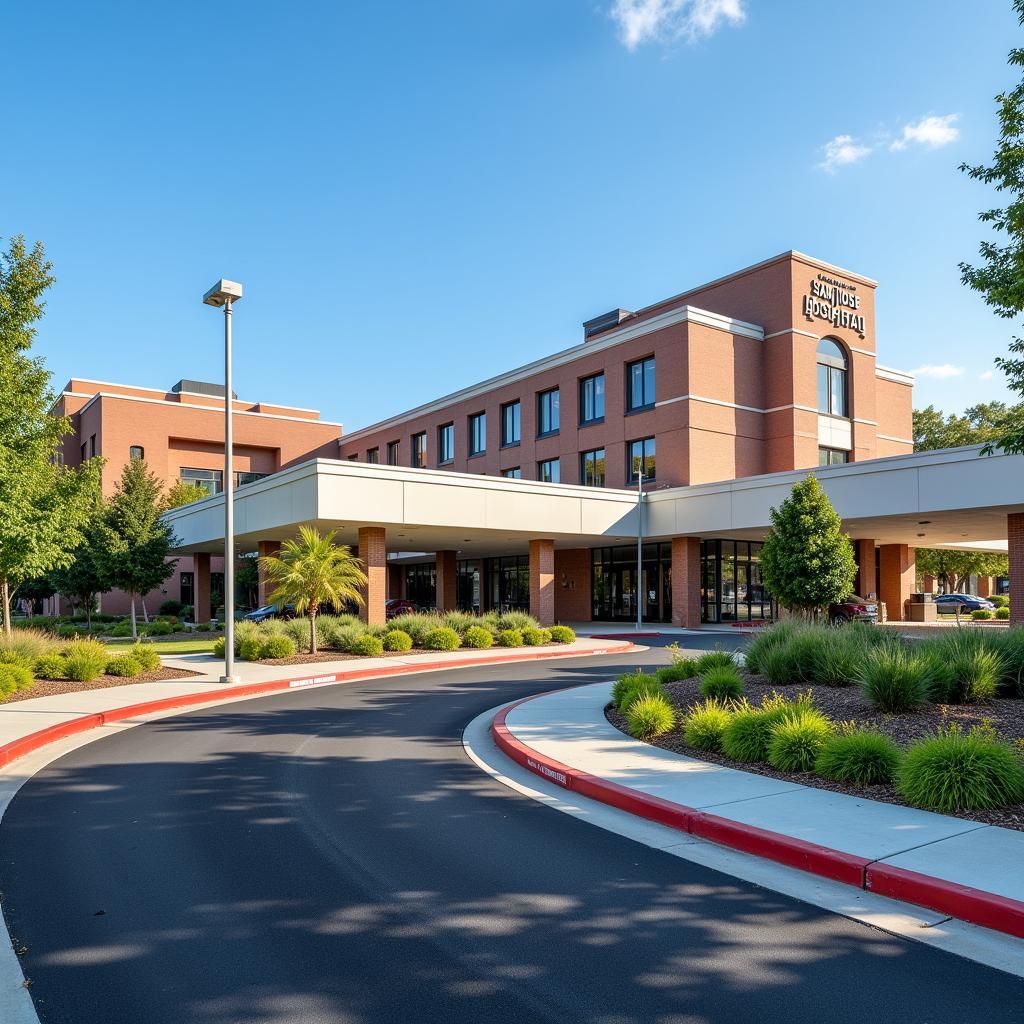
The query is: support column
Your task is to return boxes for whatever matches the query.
[671,537,701,629]
[358,527,387,626]
[195,552,212,624]
[854,539,876,598]
[1010,513,1024,627]
[529,539,555,626]
[257,540,281,606]
[879,544,915,622]
[977,576,992,598]
[923,574,936,595]
[435,550,458,612]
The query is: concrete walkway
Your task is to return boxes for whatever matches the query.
[495,682,1024,941]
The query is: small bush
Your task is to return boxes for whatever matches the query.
[212,636,227,657]
[0,650,35,673]
[695,649,735,675]
[109,621,133,638]
[382,629,413,652]
[263,633,297,659]
[721,693,812,763]
[498,628,523,648]
[238,635,264,661]
[350,633,384,657]
[159,599,183,616]
[2,627,60,663]
[0,664,33,698]
[767,709,835,773]
[144,620,173,636]
[924,631,1002,704]
[34,653,68,680]
[996,607,1011,620]
[683,699,732,752]
[626,693,676,739]
[423,627,461,651]
[897,727,1024,811]
[128,643,161,672]
[699,665,744,700]
[743,622,799,675]
[388,613,442,647]
[62,639,109,682]
[857,646,932,712]
[106,654,143,678]
[656,650,699,684]
[548,625,575,644]
[441,611,479,637]
[612,672,653,710]
[463,625,494,649]
[496,611,541,632]
[972,608,994,621]
[816,728,902,786]
[521,627,547,646]
[990,594,1010,609]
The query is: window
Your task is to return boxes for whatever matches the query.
[367,447,379,464]
[628,437,656,482]
[129,445,144,461]
[581,448,606,487]
[89,434,97,457]
[502,467,521,479]
[580,373,605,424]
[816,338,848,417]
[347,454,359,461]
[387,440,400,466]
[537,458,560,483]
[411,432,427,468]
[819,447,849,466]
[468,412,486,456]
[627,357,655,411]
[180,571,194,609]
[236,471,266,486]
[537,388,560,436]
[501,400,521,446]
[80,442,86,462]
[438,423,454,464]
[181,467,223,495]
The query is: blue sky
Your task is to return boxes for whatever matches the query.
[3,0,1020,429]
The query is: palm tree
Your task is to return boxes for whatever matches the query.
[258,527,367,654]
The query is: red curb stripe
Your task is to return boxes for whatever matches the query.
[493,689,1024,941]
[0,642,634,771]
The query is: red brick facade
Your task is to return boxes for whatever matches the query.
[671,537,701,629]
[879,544,915,623]
[358,527,387,626]
[1010,514,1024,627]
[529,539,555,626]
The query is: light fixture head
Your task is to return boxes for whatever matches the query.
[203,279,244,307]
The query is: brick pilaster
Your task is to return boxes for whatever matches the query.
[194,552,212,623]
[879,544,915,622]
[435,550,458,612]
[358,526,387,626]
[529,539,555,626]
[854,539,876,598]
[671,536,702,629]
[1010,513,1024,627]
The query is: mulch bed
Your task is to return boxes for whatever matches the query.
[606,672,1024,832]
[1,666,200,705]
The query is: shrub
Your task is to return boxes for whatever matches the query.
[423,627,461,651]
[58,624,88,638]
[382,629,413,652]
[106,654,143,678]
[996,607,1011,620]
[520,627,547,646]
[1,627,60,663]
[897,726,1024,811]
[743,622,800,675]
[767,709,835,773]
[34,653,68,680]
[612,672,652,710]
[626,693,676,739]
[683,699,732,752]
[548,625,575,644]
[179,604,194,622]
[62,639,109,682]
[463,625,494,649]
[324,623,367,653]
[699,665,744,700]
[498,628,523,648]
[924,631,1002,704]
[283,617,323,654]
[212,636,227,657]
[441,611,479,637]
[857,645,933,712]
[350,633,384,657]
[972,608,994,620]
[694,649,735,675]
[990,594,1010,609]
[128,643,162,672]
[497,611,541,632]
[816,727,902,786]
[987,627,1024,695]
[263,633,297,659]
[721,693,812,763]
[109,621,134,638]
[656,647,700,684]
[0,650,35,674]
[0,664,33,698]
[159,599,183,616]
[388,613,442,647]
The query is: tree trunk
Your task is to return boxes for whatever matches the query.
[86,597,92,632]
[1,579,10,640]
[141,596,150,624]
[130,594,138,639]
[309,609,317,656]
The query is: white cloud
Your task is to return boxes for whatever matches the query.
[911,363,965,379]
[890,114,960,151]
[818,135,872,173]
[610,0,745,49]
[980,369,995,381]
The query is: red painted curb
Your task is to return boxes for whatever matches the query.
[0,642,634,772]
[492,689,1024,941]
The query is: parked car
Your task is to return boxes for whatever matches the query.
[933,593,995,614]
[828,595,878,626]
[242,603,296,623]
[385,598,417,619]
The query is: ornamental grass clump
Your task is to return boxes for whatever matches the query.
[721,692,813,763]
[423,627,462,651]
[815,726,902,786]
[694,649,735,675]
[699,665,744,700]
[388,613,441,647]
[683,699,733,752]
[626,693,676,740]
[742,621,799,676]
[0,664,33,698]
[62,639,109,682]
[463,625,494,649]
[988,627,1024,694]
[897,725,1024,812]
[441,611,479,637]
[105,653,143,678]
[767,708,835,773]
[857,645,933,712]
[497,611,541,632]
[656,648,699,685]
[1,627,60,664]
[924,631,1003,704]
[612,672,660,711]
[382,629,413,652]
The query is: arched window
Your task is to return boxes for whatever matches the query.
[816,337,848,417]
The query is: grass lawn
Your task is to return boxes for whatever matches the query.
[105,636,217,655]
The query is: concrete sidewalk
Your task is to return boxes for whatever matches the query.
[495,682,1024,941]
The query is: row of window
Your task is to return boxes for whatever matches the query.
[179,467,268,495]
[488,438,656,487]
[361,357,656,468]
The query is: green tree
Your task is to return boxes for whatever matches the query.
[960,0,1024,454]
[236,553,260,610]
[915,548,1009,594]
[0,236,102,635]
[164,479,211,509]
[94,459,177,638]
[760,475,856,620]
[259,527,367,654]
[913,401,1024,450]
[18,575,56,617]
[50,499,107,627]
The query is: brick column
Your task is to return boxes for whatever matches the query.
[257,540,281,606]
[529,539,555,626]
[358,526,387,626]
[977,575,992,598]
[194,552,212,624]
[854,539,876,598]
[671,537,702,629]
[435,550,458,612]
[879,544,915,622]
[1010,513,1024,627]
[923,574,936,595]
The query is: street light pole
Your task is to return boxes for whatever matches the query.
[636,464,644,630]
[203,279,244,684]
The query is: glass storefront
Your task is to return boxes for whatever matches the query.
[700,540,773,623]
[485,555,529,614]
[403,564,436,609]
[591,543,672,623]
[457,559,481,613]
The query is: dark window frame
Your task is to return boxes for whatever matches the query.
[626,356,656,413]
[437,422,455,465]
[366,447,379,464]
[501,467,522,479]
[387,440,400,466]
[129,445,144,461]
[536,387,560,438]
[627,436,656,483]
[468,411,487,457]
[537,457,560,484]
[580,448,606,487]
[411,431,427,468]
[501,400,521,448]
[579,372,606,425]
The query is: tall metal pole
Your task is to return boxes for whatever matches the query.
[636,465,643,630]
[222,298,238,683]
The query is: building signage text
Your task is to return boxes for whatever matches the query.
[803,274,866,338]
